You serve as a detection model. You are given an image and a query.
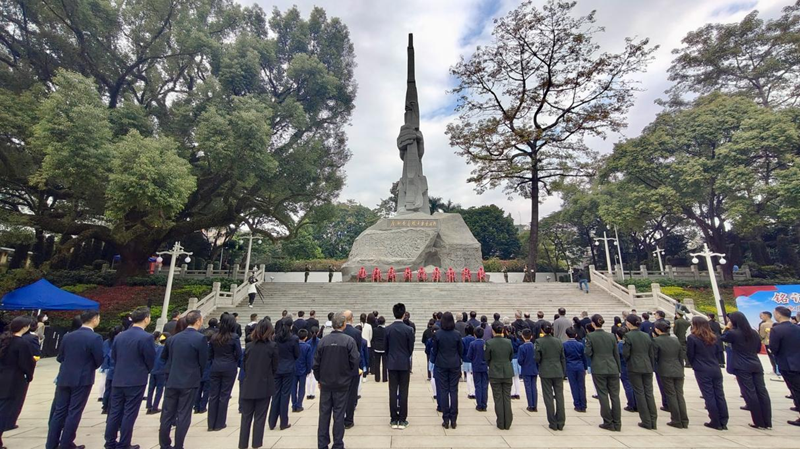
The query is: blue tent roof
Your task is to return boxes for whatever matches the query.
[1,279,100,311]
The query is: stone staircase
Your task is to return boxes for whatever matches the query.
[220,282,628,348]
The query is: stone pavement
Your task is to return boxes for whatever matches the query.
[5,353,798,449]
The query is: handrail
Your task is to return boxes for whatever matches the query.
[589,265,702,316]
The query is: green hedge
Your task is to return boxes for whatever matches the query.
[619,277,800,293]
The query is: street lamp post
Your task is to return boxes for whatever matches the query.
[155,242,193,330]
[690,243,728,322]
[614,226,625,281]
[653,246,665,275]
[594,231,618,278]
[242,234,263,282]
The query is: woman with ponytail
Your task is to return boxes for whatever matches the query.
[0,316,35,448]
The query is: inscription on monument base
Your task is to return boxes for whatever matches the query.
[388,219,438,228]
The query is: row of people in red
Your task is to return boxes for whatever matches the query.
[357,266,487,282]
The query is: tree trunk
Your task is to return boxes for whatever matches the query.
[527,177,539,283]
[116,241,160,283]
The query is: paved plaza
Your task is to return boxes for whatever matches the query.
[3,352,798,449]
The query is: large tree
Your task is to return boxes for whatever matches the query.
[605,93,799,279]
[446,0,656,281]
[459,205,520,259]
[313,201,379,259]
[0,2,356,278]
[667,2,800,109]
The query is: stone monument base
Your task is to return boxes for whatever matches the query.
[341,212,483,282]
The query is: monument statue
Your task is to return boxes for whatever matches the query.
[341,33,483,281]
[396,34,430,215]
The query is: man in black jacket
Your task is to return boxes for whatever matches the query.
[306,310,320,334]
[770,306,800,427]
[532,312,550,341]
[512,311,529,334]
[371,317,388,382]
[294,311,308,335]
[158,310,208,449]
[314,313,359,449]
[385,303,415,429]
[342,310,362,429]
[523,313,537,334]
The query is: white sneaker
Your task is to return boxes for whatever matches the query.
[249,304,253,308]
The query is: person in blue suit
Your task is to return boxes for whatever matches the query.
[101,326,123,414]
[563,328,587,412]
[516,329,539,412]
[194,317,216,414]
[146,332,168,414]
[615,326,637,412]
[769,306,800,427]
[158,310,208,449]
[46,310,104,449]
[466,327,489,411]
[384,303,415,430]
[462,325,476,399]
[292,329,314,412]
[104,307,157,449]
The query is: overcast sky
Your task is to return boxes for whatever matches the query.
[245,0,791,224]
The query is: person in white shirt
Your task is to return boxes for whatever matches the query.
[359,313,373,382]
[246,272,259,308]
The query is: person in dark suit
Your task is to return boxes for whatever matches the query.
[584,314,622,432]
[535,323,566,431]
[770,306,800,426]
[639,312,654,336]
[622,314,657,430]
[385,303,415,429]
[46,310,104,449]
[306,310,320,335]
[652,321,688,429]
[721,311,771,429]
[511,311,529,335]
[158,310,208,449]
[532,312,550,341]
[578,312,592,331]
[294,311,308,336]
[371,317,388,383]
[269,316,299,431]
[104,307,156,449]
[315,313,359,449]
[485,322,514,429]
[13,317,40,428]
[707,313,725,367]
[239,319,278,449]
[469,311,481,329]
[516,329,539,412]
[523,313,537,334]
[342,310,362,429]
[0,317,34,449]
[208,313,242,431]
[162,309,181,335]
[431,312,464,429]
[687,316,728,430]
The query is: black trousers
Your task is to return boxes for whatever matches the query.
[208,370,236,430]
[104,385,146,448]
[344,374,360,426]
[541,376,565,430]
[592,374,621,430]
[239,397,271,449]
[628,372,657,429]
[782,370,800,410]
[695,373,728,428]
[159,387,196,449]
[434,367,460,423]
[45,385,91,449]
[318,388,348,449]
[269,373,294,429]
[373,352,387,382]
[388,370,410,422]
[735,370,771,428]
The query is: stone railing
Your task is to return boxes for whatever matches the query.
[184,265,266,318]
[104,263,259,280]
[598,264,750,282]
[589,265,701,316]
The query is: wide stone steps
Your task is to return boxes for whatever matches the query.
[220,282,626,349]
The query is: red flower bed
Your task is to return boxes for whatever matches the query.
[47,285,166,332]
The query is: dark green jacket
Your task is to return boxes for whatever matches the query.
[673,318,690,344]
[534,335,565,378]
[652,334,685,378]
[485,336,513,379]
[584,329,620,375]
[622,328,655,374]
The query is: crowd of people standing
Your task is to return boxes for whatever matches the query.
[0,300,799,449]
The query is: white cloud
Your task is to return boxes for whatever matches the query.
[246,0,789,224]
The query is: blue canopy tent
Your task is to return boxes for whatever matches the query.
[0,279,99,311]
